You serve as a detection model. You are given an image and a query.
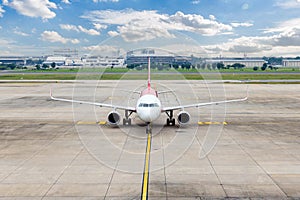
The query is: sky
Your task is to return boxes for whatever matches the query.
[1,0,300,57]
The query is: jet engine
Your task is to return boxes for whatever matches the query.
[107,111,121,125]
[177,111,190,125]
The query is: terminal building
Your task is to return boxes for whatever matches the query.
[125,49,192,66]
[205,58,266,68]
[0,56,27,65]
[126,55,175,65]
[82,57,125,67]
[43,56,67,66]
[282,59,300,67]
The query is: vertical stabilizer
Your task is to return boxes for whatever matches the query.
[140,56,157,97]
[147,57,151,89]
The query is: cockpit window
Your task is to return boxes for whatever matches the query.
[138,103,159,107]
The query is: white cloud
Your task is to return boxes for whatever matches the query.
[261,18,300,46]
[83,45,124,56]
[61,0,70,4]
[93,23,107,30]
[209,15,216,21]
[78,26,100,35]
[13,30,30,36]
[108,31,119,37]
[3,0,57,19]
[230,22,253,28]
[0,38,14,46]
[204,29,300,56]
[200,17,300,56]
[161,44,207,57]
[264,18,300,33]
[191,0,200,4]
[41,31,79,44]
[0,5,5,17]
[272,28,300,46]
[169,11,232,35]
[60,24,78,32]
[118,23,175,42]
[227,37,272,53]
[60,24,100,35]
[275,0,300,9]
[82,9,233,42]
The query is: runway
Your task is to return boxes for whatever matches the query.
[0,80,300,199]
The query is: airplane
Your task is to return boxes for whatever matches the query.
[50,57,248,132]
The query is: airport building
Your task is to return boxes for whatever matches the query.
[125,49,192,65]
[205,58,266,68]
[42,56,125,68]
[43,56,67,66]
[82,57,125,67]
[0,56,27,65]
[282,59,300,67]
[126,55,175,65]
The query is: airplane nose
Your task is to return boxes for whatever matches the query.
[143,109,152,122]
[139,108,158,122]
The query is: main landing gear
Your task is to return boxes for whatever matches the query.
[165,110,175,126]
[123,110,133,125]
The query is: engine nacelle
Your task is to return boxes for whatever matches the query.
[177,111,190,125]
[107,111,121,125]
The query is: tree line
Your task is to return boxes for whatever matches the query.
[126,62,247,70]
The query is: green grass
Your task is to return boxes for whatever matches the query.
[221,74,300,80]
[8,66,300,74]
[1,72,299,81]
[0,74,77,80]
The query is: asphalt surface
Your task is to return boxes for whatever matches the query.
[0,80,299,199]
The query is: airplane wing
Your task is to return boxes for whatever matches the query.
[157,90,175,94]
[162,85,249,112]
[162,96,247,112]
[50,90,136,112]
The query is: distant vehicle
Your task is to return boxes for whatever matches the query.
[51,57,248,132]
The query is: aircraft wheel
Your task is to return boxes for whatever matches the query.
[172,118,176,126]
[166,118,175,126]
[123,118,131,126]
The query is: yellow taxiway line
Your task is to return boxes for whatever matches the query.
[77,121,227,126]
[141,129,152,200]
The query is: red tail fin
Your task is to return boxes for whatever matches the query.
[147,57,151,89]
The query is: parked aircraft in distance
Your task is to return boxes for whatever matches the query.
[51,57,248,131]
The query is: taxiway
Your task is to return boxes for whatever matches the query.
[0,80,299,199]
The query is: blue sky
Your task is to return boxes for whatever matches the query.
[1,0,300,57]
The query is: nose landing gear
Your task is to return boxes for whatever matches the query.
[146,123,152,134]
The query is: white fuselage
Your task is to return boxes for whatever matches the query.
[136,94,161,123]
